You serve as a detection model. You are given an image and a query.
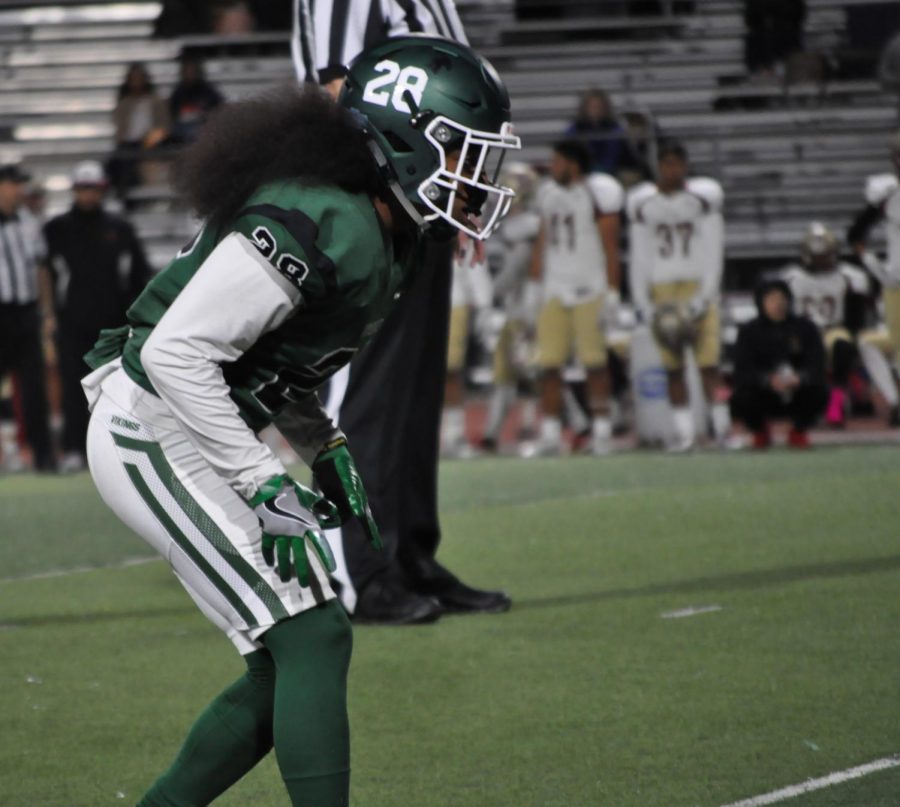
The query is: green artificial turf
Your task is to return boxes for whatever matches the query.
[1,447,898,806]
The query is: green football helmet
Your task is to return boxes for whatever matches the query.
[340,34,521,240]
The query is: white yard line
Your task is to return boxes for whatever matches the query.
[451,486,650,513]
[0,555,160,585]
[719,755,900,807]
[660,604,722,619]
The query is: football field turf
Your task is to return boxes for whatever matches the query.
[1,447,899,806]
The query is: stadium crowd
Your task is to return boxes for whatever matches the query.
[2,1,900,474]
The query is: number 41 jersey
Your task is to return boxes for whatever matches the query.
[535,173,623,304]
[121,181,414,432]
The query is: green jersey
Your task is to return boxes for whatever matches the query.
[120,182,415,432]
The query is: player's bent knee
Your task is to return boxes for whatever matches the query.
[263,600,353,670]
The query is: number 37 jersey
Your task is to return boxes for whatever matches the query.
[626,178,724,300]
[536,174,623,302]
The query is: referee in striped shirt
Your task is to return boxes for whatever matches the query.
[0,163,55,471]
[291,0,511,624]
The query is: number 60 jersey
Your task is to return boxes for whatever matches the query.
[626,177,725,310]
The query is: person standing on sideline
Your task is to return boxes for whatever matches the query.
[82,40,521,804]
[0,163,56,472]
[292,0,512,624]
[848,133,900,417]
[44,161,151,472]
[731,278,827,449]
[526,140,623,456]
[627,140,731,451]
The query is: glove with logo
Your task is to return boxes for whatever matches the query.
[312,437,382,550]
[250,475,338,586]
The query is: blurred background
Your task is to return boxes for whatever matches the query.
[2,0,900,470]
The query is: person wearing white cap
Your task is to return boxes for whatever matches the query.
[44,161,152,472]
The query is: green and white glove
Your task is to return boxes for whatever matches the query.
[312,437,382,550]
[249,474,339,586]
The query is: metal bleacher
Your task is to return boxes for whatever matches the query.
[0,0,897,280]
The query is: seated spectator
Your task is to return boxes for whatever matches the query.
[107,63,171,198]
[730,278,828,449]
[744,0,806,82]
[565,90,634,177]
[212,1,256,34]
[169,57,224,144]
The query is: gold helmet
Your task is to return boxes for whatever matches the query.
[800,221,839,271]
[652,303,696,354]
[498,161,538,211]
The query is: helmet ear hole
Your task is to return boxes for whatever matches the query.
[383,131,413,154]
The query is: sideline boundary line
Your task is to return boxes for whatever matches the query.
[719,754,900,806]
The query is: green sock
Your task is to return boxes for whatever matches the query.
[263,600,354,807]
[138,650,276,807]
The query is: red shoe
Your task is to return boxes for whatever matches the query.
[787,428,811,449]
[751,425,772,450]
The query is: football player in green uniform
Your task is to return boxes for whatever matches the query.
[82,36,519,807]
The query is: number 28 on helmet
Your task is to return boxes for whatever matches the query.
[340,35,522,240]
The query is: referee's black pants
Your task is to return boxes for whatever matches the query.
[57,317,100,456]
[0,302,54,468]
[334,240,457,593]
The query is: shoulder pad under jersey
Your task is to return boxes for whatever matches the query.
[586,172,624,215]
[864,173,899,206]
[626,181,657,221]
[501,211,541,243]
[686,176,724,213]
[839,262,873,294]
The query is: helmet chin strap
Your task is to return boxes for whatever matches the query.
[366,139,429,231]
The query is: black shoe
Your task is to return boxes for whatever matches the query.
[890,405,900,428]
[420,578,512,615]
[352,576,443,626]
[478,436,498,453]
[34,456,58,474]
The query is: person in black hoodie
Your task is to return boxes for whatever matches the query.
[44,161,152,471]
[730,277,828,449]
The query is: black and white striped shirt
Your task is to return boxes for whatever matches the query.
[0,208,46,305]
[292,0,468,84]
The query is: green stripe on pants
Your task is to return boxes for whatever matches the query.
[113,432,289,625]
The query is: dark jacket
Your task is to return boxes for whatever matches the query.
[565,119,632,176]
[733,278,826,391]
[169,81,223,143]
[44,205,151,330]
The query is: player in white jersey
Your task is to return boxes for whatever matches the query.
[627,140,730,450]
[781,222,883,426]
[441,236,492,457]
[848,132,900,425]
[480,163,542,452]
[527,140,623,455]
